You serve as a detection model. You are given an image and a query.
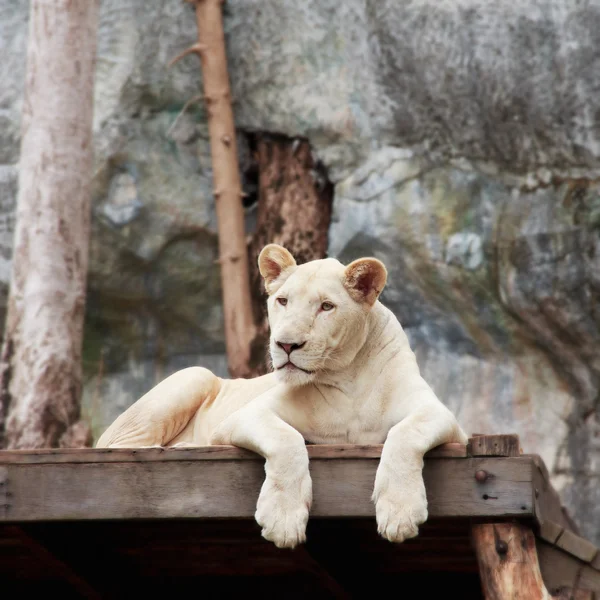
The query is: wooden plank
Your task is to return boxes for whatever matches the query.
[539,520,566,545]
[308,443,466,460]
[552,589,594,599]
[472,522,552,599]
[538,520,599,566]
[532,455,579,533]
[555,530,599,565]
[0,443,467,465]
[468,434,520,457]
[538,540,600,595]
[0,445,264,464]
[0,456,533,522]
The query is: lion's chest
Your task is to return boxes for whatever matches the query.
[301,397,389,445]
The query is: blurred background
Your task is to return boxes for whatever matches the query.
[0,0,598,544]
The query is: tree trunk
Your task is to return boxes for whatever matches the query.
[173,0,256,378]
[0,0,98,449]
[248,134,333,375]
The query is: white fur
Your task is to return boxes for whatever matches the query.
[97,247,468,548]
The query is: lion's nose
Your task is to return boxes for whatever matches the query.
[276,341,306,355]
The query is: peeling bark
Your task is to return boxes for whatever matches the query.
[248,134,333,375]
[0,0,98,449]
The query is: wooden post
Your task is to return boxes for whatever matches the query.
[171,0,255,378]
[472,522,552,600]
[469,435,547,598]
[0,0,99,449]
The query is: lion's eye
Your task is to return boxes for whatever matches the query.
[321,302,335,311]
[277,297,288,306]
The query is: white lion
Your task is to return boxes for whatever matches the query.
[97,244,468,548]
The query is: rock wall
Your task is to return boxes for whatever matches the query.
[0,0,599,542]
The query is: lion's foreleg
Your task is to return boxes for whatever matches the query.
[211,400,311,549]
[374,395,467,543]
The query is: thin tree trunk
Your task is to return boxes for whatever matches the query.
[0,0,98,449]
[172,0,255,378]
[248,134,333,375]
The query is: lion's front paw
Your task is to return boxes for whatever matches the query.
[372,467,428,543]
[255,471,312,549]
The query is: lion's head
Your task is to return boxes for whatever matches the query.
[258,244,388,386]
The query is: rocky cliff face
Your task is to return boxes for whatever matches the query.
[1,0,599,543]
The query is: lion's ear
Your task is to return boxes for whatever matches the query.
[343,258,387,306]
[258,244,297,295]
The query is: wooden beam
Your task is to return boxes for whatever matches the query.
[551,590,594,600]
[537,540,600,597]
[532,454,580,533]
[553,530,598,564]
[0,455,533,522]
[472,522,552,599]
[469,434,520,457]
[0,442,467,464]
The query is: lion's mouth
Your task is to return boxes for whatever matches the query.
[276,361,315,375]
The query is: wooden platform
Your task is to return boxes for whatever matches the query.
[1,436,598,599]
